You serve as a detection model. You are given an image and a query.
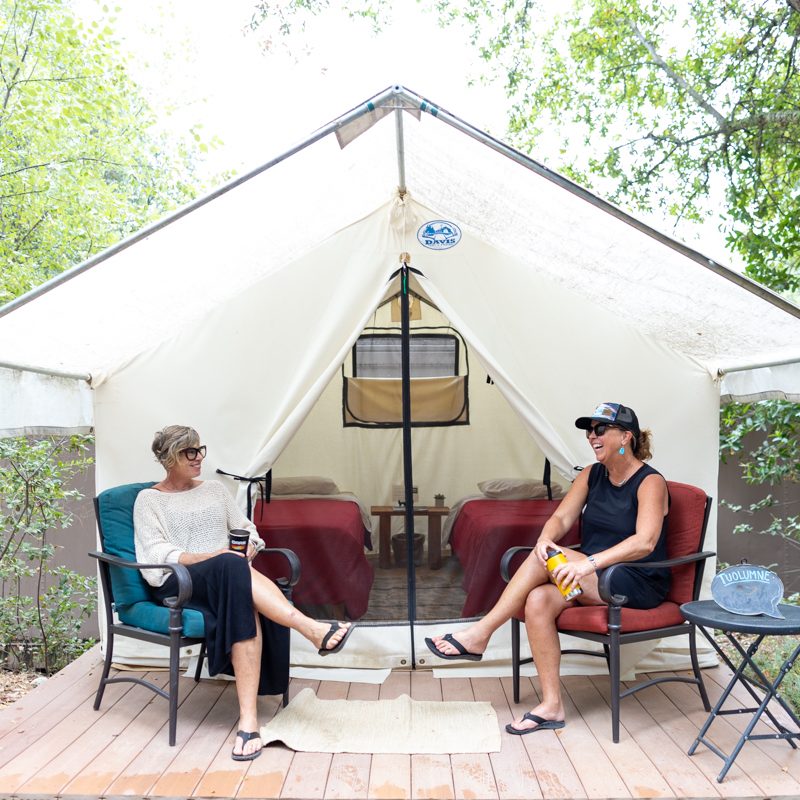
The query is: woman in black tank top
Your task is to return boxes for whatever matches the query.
[425,402,670,735]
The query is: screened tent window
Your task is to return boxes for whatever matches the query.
[353,335,458,378]
[344,332,469,428]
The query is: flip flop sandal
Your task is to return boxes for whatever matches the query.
[505,712,566,735]
[424,633,483,661]
[318,622,355,656]
[231,729,263,761]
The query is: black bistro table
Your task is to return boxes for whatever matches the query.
[681,599,800,782]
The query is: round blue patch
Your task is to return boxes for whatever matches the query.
[417,220,461,250]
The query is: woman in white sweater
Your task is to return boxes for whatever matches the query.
[134,425,353,761]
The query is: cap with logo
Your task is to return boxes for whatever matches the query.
[575,402,641,442]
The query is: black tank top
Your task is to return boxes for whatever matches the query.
[581,462,670,583]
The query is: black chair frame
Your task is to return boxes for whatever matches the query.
[500,495,714,743]
[91,497,301,746]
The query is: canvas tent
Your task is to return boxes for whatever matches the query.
[2,85,800,670]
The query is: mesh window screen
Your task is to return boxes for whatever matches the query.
[353,334,458,378]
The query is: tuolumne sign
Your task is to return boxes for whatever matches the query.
[711,562,785,619]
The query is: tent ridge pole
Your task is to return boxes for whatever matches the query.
[0,360,91,381]
[0,86,403,320]
[717,354,800,375]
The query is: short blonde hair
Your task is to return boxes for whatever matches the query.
[151,425,200,469]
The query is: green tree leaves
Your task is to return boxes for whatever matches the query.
[0,0,200,304]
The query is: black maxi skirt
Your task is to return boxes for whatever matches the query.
[153,553,290,695]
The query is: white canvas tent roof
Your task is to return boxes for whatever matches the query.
[3,84,799,669]
[2,85,799,434]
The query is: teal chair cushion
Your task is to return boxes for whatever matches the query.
[118,600,206,638]
[97,481,206,638]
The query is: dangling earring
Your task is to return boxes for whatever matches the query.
[619,446,625,455]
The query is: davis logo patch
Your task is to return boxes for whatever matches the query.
[417,220,461,250]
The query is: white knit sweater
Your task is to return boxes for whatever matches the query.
[133,480,262,587]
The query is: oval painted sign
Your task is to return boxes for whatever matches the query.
[711,563,785,618]
[417,220,461,250]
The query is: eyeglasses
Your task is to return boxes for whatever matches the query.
[180,445,207,460]
[585,423,618,438]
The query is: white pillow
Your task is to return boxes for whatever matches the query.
[271,476,340,495]
[477,478,564,500]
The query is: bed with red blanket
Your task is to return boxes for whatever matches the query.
[252,494,374,620]
[447,497,581,618]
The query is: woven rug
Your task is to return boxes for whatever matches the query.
[260,688,501,754]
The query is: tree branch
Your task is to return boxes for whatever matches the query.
[626,19,727,126]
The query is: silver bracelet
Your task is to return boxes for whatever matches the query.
[587,554,598,571]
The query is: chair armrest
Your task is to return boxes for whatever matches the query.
[500,542,585,582]
[500,546,534,583]
[598,550,716,606]
[262,547,301,588]
[89,550,194,608]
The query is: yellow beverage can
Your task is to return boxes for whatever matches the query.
[545,547,582,600]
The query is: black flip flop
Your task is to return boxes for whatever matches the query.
[505,712,565,735]
[424,633,483,661]
[318,622,355,656]
[231,729,263,761]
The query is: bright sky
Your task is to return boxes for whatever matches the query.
[76,0,734,264]
[91,0,510,176]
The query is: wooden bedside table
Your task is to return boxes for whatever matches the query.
[370,505,450,570]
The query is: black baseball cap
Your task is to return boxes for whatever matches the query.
[575,402,641,441]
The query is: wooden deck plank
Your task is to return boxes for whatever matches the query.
[369,752,411,800]
[632,675,761,798]
[472,676,542,800]
[563,674,674,798]
[314,679,372,799]
[348,680,381,700]
[17,673,170,796]
[61,674,172,796]
[410,753,455,800]
[103,677,225,796]
[1,656,795,800]
[410,669,443,701]
[380,669,411,699]
[0,674,135,792]
[0,653,114,770]
[501,676,587,800]
[548,675,630,799]
[701,669,800,786]
[150,680,242,797]
[0,645,103,740]
[325,753,372,799]
[451,753,498,800]
[237,742,293,798]
[591,676,721,800]
[282,751,334,799]
[661,672,800,797]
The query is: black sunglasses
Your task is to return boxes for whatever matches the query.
[180,445,207,460]
[585,423,618,438]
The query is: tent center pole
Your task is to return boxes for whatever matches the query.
[399,252,416,666]
[395,109,407,197]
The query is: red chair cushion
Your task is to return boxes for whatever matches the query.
[663,481,708,605]
[555,601,683,634]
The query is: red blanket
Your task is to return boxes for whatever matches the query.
[252,498,374,620]
[450,498,580,617]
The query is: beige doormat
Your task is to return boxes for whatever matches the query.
[260,687,501,753]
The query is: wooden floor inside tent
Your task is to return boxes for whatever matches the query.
[1,644,799,799]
